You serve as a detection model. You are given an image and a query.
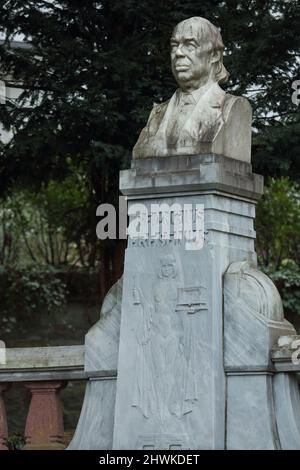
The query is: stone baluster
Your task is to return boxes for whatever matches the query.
[23,381,67,450]
[0,383,10,450]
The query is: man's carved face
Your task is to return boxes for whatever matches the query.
[171,21,214,92]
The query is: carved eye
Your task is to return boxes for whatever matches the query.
[186,42,197,51]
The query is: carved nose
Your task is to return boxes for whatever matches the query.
[175,46,184,57]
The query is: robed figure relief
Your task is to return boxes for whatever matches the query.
[132,255,208,421]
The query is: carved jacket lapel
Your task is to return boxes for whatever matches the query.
[133,83,227,158]
[179,83,226,143]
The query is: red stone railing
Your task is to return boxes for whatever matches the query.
[0,345,112,450]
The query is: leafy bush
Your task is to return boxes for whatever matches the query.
[0,168,99,269]
[262,266,300,317]
[0,266,67,330]
[256,177,300,270]
[256,177,300,316]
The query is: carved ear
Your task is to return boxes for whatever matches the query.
[211,49,221,64]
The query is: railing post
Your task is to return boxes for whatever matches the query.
[0,383,10,450]
[23,381,67,450]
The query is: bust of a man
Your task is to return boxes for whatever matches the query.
[133,17,251,162]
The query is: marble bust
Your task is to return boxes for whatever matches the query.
[133,17,251,162]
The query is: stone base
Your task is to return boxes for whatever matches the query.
[70,154,300,450]
[224,261,299,450]
[120,153,263,200]
[24,381,67,451]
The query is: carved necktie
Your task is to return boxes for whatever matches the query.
[166,92,196,144]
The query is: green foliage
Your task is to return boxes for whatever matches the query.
[0,266,67,329]
[256,177,300,269]
[266,267,300,316]
[6,433,25,451]
[256,177,300,316]
[0,170,98,267]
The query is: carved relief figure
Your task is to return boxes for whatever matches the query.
[132,255,209,421]
[133,17,251,161]
[171,286,208,418]
[132,255,179,420]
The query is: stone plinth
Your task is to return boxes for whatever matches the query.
[121,153,263,199]
[112,154,263,450]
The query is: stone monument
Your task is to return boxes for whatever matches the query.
[69,17,300,450]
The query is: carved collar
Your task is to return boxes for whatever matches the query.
[175,81,224,107]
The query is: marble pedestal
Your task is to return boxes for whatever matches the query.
[70,154,300,450]
[113,154,264,450]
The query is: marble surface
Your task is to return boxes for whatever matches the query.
[113,154,259,450]
[224,261,295,370]
[273,373,300,449]
[224,261,300,449]
[121,154,263,200]
[68,280,122,450]
[0,345,84,370]
[226,373,280,450]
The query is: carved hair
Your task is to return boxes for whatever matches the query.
[172,17,229,84]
